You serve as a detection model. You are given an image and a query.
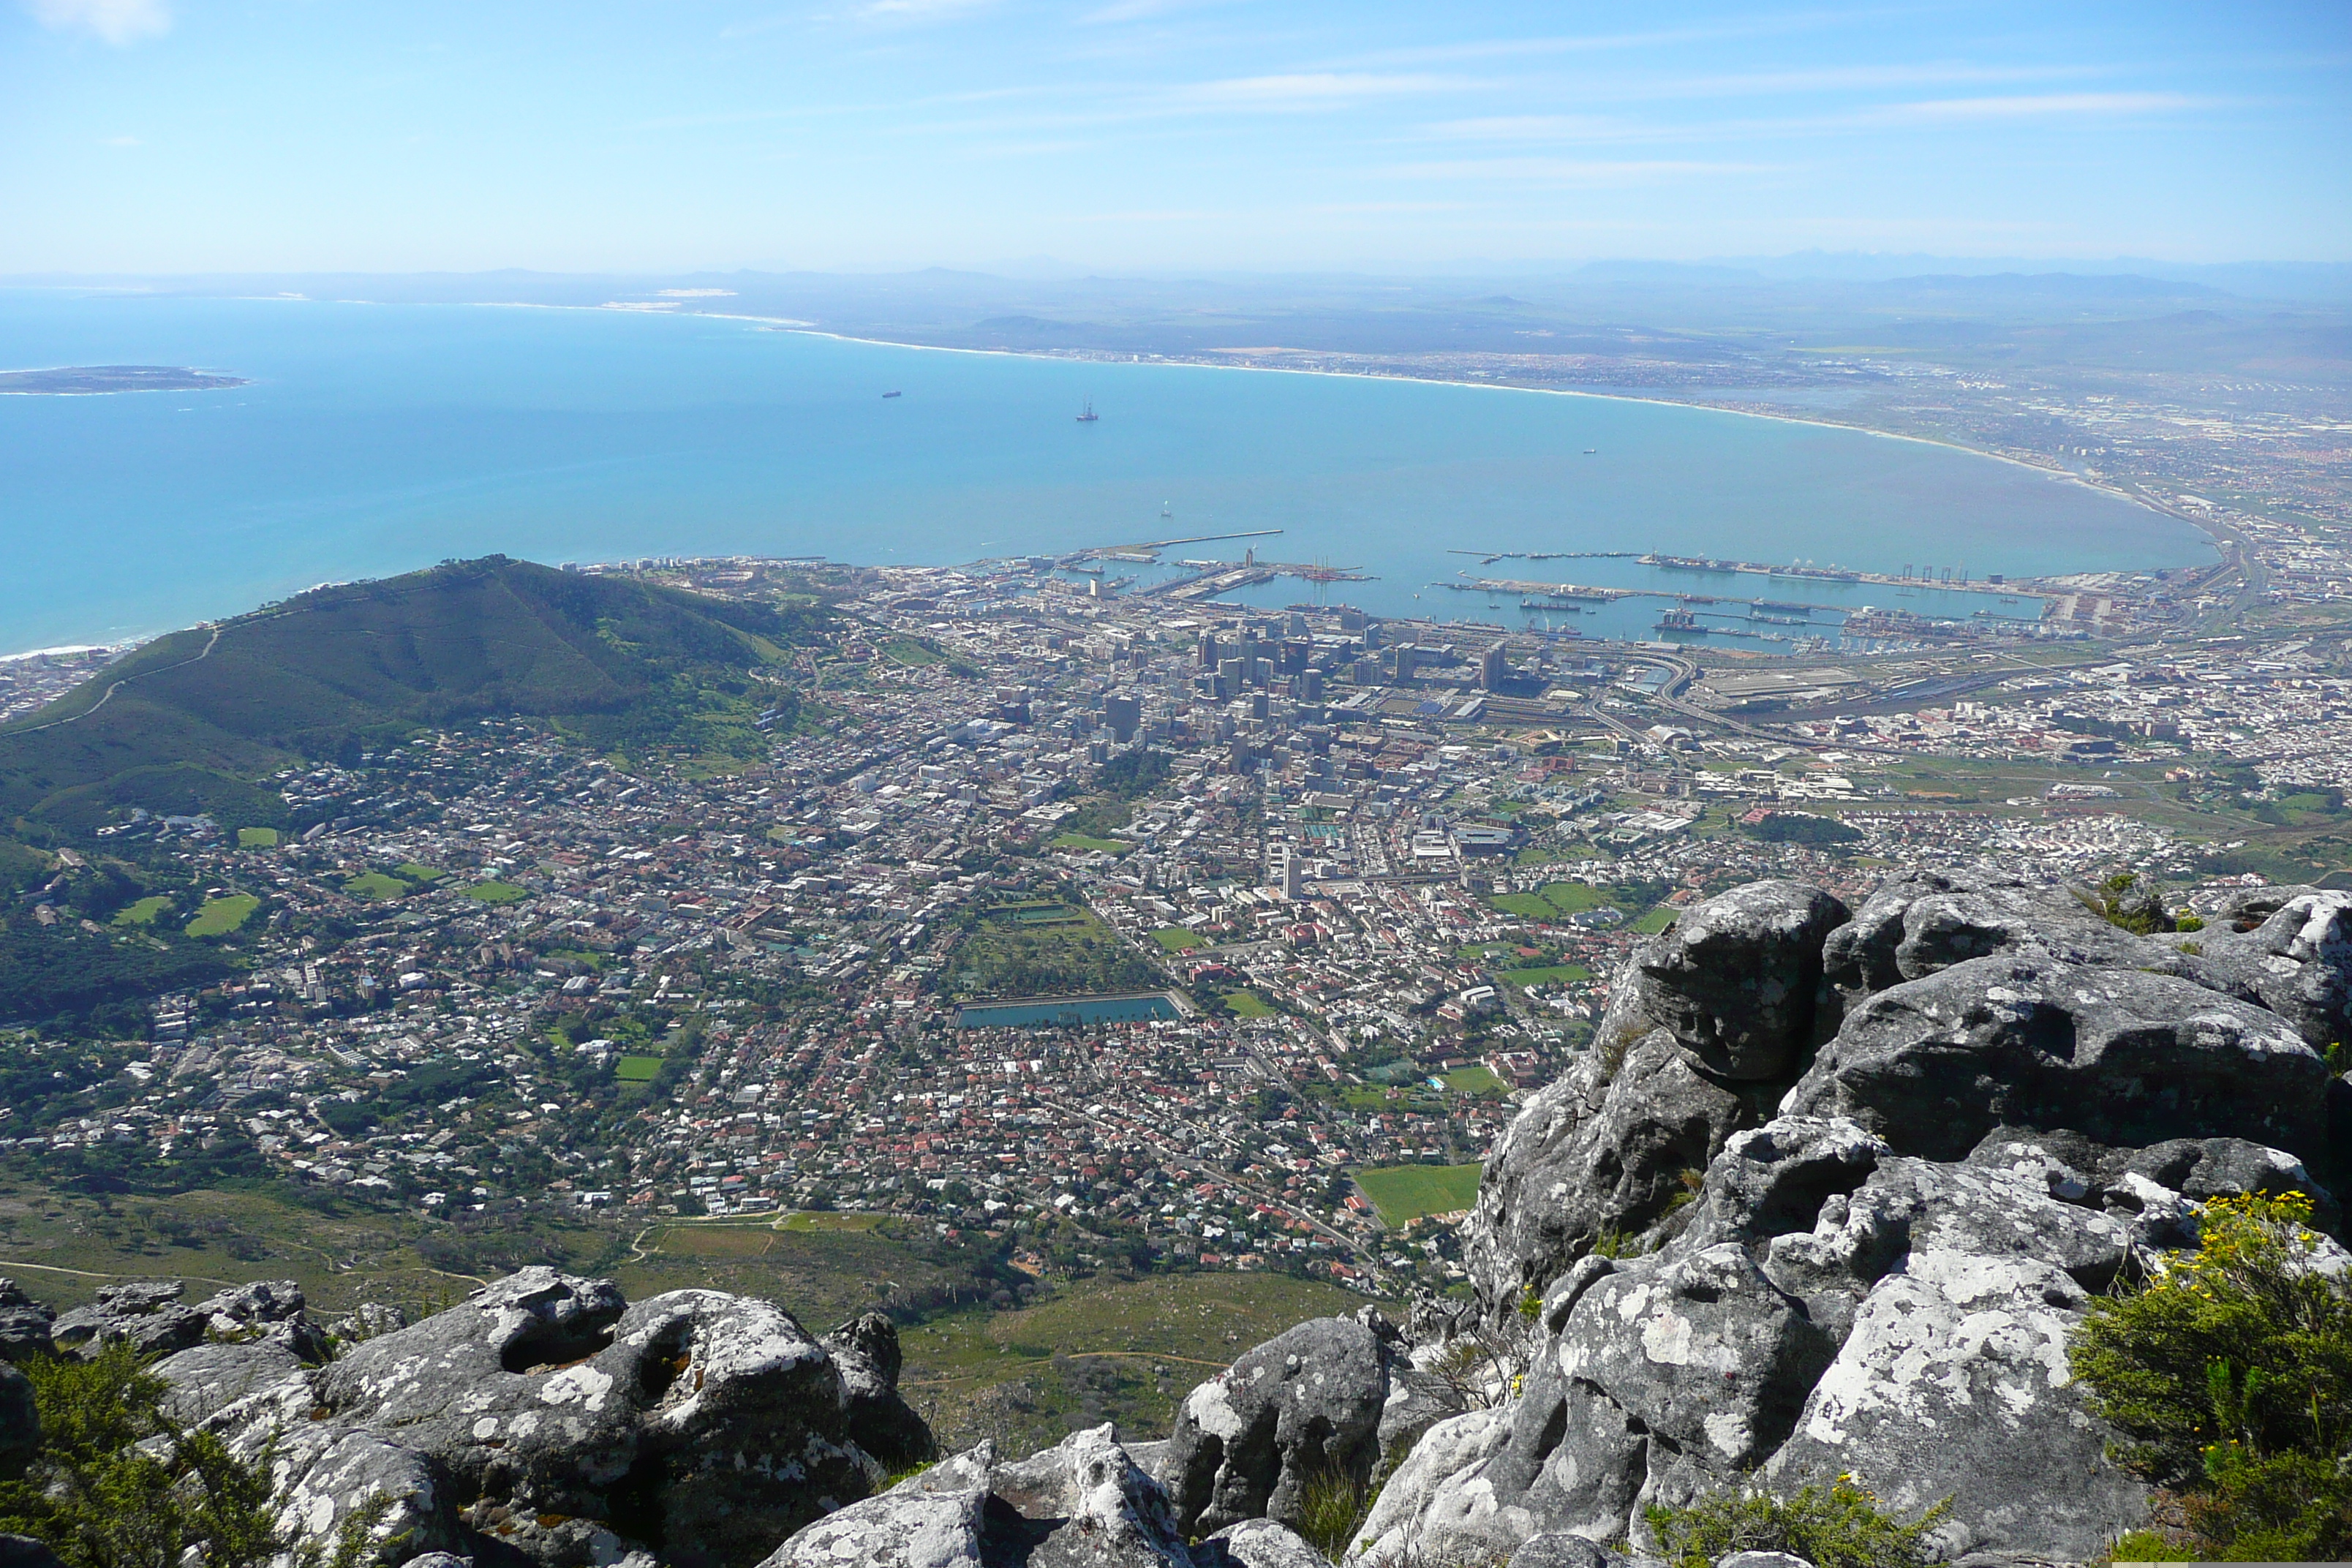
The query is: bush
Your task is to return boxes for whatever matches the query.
[1642,1478,1949,1568]
[1296,1465,1375,1559]
[2069,1191,2352,1561]
[0,1341,288,1568]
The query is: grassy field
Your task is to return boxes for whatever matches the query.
[779,1211,890,1233]
[1631,907,1679,935]
[184,893,259,938]
[1441,1065,1507,1096]
[1050,834,1131,856]
[0,1173,607,1319]
[1354,1164,1482,1226]
[344,872,409,901]
[236,827,279,848]
[611,1221,993,1330]
[1151,927,1202,952]
[1490,881,1614,923]
[614,1055,662,1082]
[1500,962,1591,987]
[111,895,173,928]
[464,881,529,904]
[394,862,446,883]
[1221,990,1274,1018]
[944,901,1158,1000]
[900,1270,1371,1455]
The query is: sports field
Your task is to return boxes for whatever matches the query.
[1354,1163,1482,1225]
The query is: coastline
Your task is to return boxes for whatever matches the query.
[758,320,2186,524]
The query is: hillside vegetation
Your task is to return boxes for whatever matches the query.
[0,557,826,837]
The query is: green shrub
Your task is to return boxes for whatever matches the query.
[2070,1191,2352,1561]
[1642,1478,1950,1568]
[1296,1465,1375,1559]
[0,1341,289,1568]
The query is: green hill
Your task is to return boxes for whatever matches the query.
[0,557,824,837]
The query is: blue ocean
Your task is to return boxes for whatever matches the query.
[0,291,2211,653]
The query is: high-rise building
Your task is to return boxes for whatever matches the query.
[1103,690,1142,742]
[1392,645,1418,684]
[1481,644,1509,691]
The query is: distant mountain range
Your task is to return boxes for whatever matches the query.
[0,557,823,838]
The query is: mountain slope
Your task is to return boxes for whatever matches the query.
[0,557,821,835]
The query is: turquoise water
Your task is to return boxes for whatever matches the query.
[0,292,2212,653]
[956,994,1183,1028]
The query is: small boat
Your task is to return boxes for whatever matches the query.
[882,391,901,399]
[1077,399,1100,423]
[1583,448,1597,455]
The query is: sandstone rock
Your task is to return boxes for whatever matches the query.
[2176,889,2352,1050]
[0,1362,36,1482]
[1466,1032,1754,1311]
[1782,954,2328,1161]
[1166,1317,1393,1537]
[0,1281,54,1365]
[1558,1244,1833,1473]
[1346,1404,1515,1564]
[1714,1555,1812,1568]
[767,1427,1188,1568]
[51,1278,206,1360]
[1623,881,1849,1079]
[1765,1251,2145,1561]
[826,1311,932,1466]
[140,1267,935,1568]
[1820,873,2178,1000]
[1685,1117,1886,1249]
[1204,1518,1331,1568]
[1507,1534,1610,1568]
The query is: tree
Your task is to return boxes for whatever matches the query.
[2070,1191,2352,1560]
[0,1341,288,1568]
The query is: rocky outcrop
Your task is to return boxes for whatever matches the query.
[1273,875,2349,1564]
[0,1281,53,1365]
[144,1267,930,1568]
[0,1362,35,1482]
[1164,1314,1396,1538]
[1782,954,2326,1160]
[50,1277,325,1364]
[762,1425,1241,1568]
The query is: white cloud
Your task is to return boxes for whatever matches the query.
[1180,72,1474,108]
[1388,157,1774,185]
[23,0,170,45]
[1876,91,2210,121]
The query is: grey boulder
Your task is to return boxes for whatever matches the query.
[1782,954,2328,1161]
[1203,1520,1330,1568]
[1464,1030,1753,1313]
[1165,1316,1393,1537]
[766,1428,1190,1568]
[1820,872,2180,1000]
[1621,881,1849,1080]
[0,1281,54,1365]
[2176,888,2352,1050]
[1766,1250,2145,1562]
[0,1362,36,1481]
[51,1278,206,1360]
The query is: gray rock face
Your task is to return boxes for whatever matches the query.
[1624,881,1849,1080]
[1465,1031,1756,1311]
[0,1281,54,1365]
[1507,1535,1611,1568]
[1203,1520,1331,1568]
[2177,889,2352,1050]
[827,1311,932,1466]
[1164,1316,1393,1538]
[151,1267,929,1568]
[765,1428,1191,1568]
[1558,1244,1833,1473]
[51,1278,206,1360]
[1766,1251,2146,1562]
[1783,954,2327,1161]
[1820,872,2179,1000]
[0,1362,36,1482]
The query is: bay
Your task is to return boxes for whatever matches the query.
[0,292,2210,654]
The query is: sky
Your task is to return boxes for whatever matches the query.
[4,0,2348,274]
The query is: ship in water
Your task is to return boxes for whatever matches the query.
[1655,608,1703,633]
[882,391,901,399]
[1076,399,1099,423]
